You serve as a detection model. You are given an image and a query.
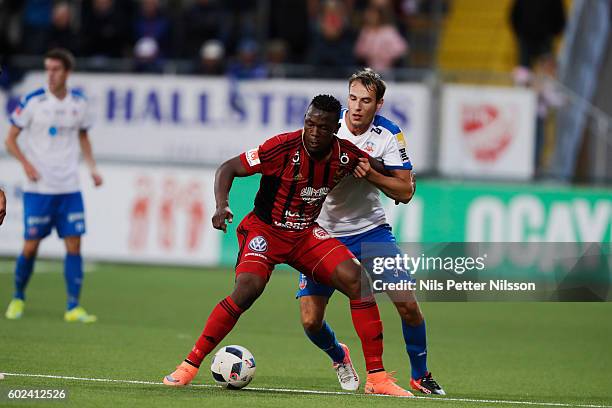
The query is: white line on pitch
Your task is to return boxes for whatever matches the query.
[1,372,610,408]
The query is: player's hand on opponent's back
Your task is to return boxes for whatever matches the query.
[212,206,234,233]
[91,170,103,187]
[352,157,372,179]
[0,189,6,225]
[23,161,40,182]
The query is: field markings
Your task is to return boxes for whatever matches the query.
[0,261,98,274]
[1,372,611,408]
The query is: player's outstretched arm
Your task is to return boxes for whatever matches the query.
[0,188,6,225]
[5,125,39,182]
[353,157,415,204]
[79,130,103,187]
[212,156,251,233]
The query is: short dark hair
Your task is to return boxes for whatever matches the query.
[309,94,342,121]
[349,68,387,101]
[44,48,75,71]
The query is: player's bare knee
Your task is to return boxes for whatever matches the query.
[333,259,364,299]
[301,314,324,334]
[231,273,267,310]
[22,240,40,259]
[300,306,324,334]
[64,236,81,254]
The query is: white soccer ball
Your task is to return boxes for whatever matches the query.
[210,345,256,389]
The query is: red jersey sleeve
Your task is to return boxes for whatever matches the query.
[339,138,371,171]
[239,134,286,176]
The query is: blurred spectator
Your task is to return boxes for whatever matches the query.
[134,0,171,58]
[133,37,163,73]
[265,39,289,77]
[179,0,227,58]
[196,39,226,76]
[0,0,22,88]
[268,0,310,63]
[510,0,566,69]
[227,39,267,79]
[354,5,408,71]
[224,0,258,56]
[21,0,53,54]
[309,0,355,72]
[81,0,131,58]
[48,2,79,53]
[512,55,565,174]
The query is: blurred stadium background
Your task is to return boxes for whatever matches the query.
[1,1,611,407]
[1,0,611,263]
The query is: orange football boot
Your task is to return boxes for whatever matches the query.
[163,361,199,386]
[364,371,414,397]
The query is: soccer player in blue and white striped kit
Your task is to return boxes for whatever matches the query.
[296,69,445,395]
[4,49,102,322]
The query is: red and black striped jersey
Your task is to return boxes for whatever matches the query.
[239,129,367,231]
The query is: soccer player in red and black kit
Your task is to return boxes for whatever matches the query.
[162,95,412,396]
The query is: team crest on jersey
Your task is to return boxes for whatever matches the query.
[246,148,260,167]
[248,236,268,252]
[299,274,308,290]
[300,186,330,204]
[312,227,330,240]
[364,141,375,153]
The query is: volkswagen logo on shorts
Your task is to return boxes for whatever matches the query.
[248,236,268,252]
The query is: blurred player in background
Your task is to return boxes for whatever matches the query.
[163,95,412,396]
[0,188,6,225]
[4,48,102,323]
[296,69,445,395]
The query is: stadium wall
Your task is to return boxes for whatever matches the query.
[1,159,610,266]
[0,73,538,179]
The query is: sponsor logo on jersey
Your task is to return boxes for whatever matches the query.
[27,215,51,226]
[395,132,411,163]
[284,210,308,222]
[292,150,301,163]
[461,104,514,161]
[340,152,350,165]
[396,132,407,148]
[68,212,85,222]
[399,147,410,162]
[248,236,268,252]
[300,186,330,204]
[273,220,310,230]
[312,226,330,240]
[244,252,268,260]
[245,148,260,167]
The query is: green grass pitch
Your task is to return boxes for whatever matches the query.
[1,259,611,407]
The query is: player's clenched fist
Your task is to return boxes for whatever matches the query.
[212,206,234,233]
[352,157,372,179]
[91,170,103,187]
